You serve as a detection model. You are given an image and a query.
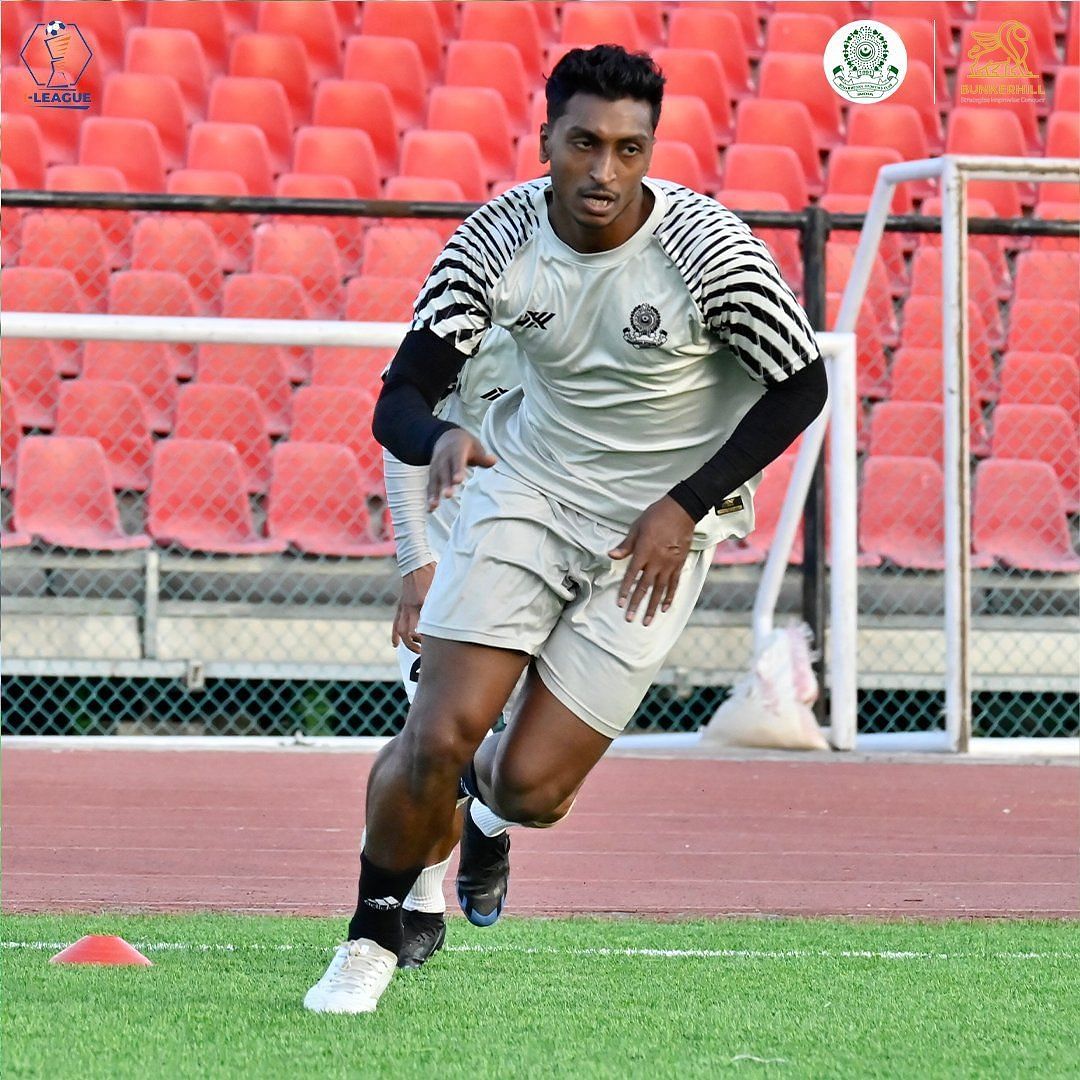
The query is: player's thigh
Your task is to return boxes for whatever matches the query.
[536,546,713,740]
[492,667,612,814]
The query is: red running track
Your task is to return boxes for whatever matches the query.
[2,749,1077,919]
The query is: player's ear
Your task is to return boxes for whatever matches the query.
[539,122,551,164]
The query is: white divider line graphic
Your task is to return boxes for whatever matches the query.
[2,941,1075,962]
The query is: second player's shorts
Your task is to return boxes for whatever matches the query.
[417,467,713,739]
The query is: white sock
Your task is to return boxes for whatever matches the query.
[402,853,451,914]
[470,799,516,837]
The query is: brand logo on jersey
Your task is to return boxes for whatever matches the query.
[516,310,556,330]
[713,496,744,517]
[623,303,668,349]
[480,386,511,401]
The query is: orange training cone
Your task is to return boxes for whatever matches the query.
[50,935,153,966]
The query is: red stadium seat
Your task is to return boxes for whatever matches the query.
[826,146,914,214]
[78,116,165,193]
[274,172,365,262]
[775,0,852,20]
[383,175,468,240]
[360,225,444,281]
[1055,67,1080,112]
[361,1,444,80]
[714,456,802,565]
[872,15,948,99]
[513,138,547,183]
[872,2,957,64]
[257,0,343,79]
[426,86,515,185]
[1007,300,1080,355]
[764,12,838,55]
[2,339,61,428]
[146,0,231,71]
[649,142,706,193]
[291,386,382,488]
[1000,352,1079,427]
[859,457,953,569]
[187,121,274,197]
[1014,251,1080,302]
[52,1,130,67]
[208,76,294,173]
[826,243,898,345]
[992,403,1078,511]
[2,266,86,375]
[723,144,808,211]
[310,348,392,396]
[1070,1,1080,65]
[975,2,1059,69]
[400,130,487,201]
[1046,112,1080,158]
[560,4,643,50]
[846,104,935,200]
[13,436,151,550]
[655,96,723,188]
[229,33,313,125]
[268,442,379,555]
[676,3,765,58]
[900,295,998,401]
[148,438,286,554]
[947,106,1029,159]
[132,217,224,315]
[166,168,254,272]
[459,2,545,86]
[667,9,754,98]
[109,269,201,379]
[920,196,1012,293]
[887,61,944,154]
[174,383,273,494]
[445,40,531,134]
[125,28,210,122]
[56,380,152,491]
[1,377,20,488]
[820,193,908,293]
[652,49,734,143]
[82,340,179,435]
[223,272,312,383]
[197,344,293,436]
[292,125,380,199]
[715,189,803,292]
[312,80,399,179]
[343,36,428,130]
[909,247,1006,348]
[102,73,187,171]
[869,401,945,464]
[252,222,344,318]
[345,276,418,323]
[45,164,131,269]
[889,348,942,402]
[757,53,844,149]
[966,178,1026,222]
[18,212,109,311]
[2,67,81,167]
[973,459,1080,572]
[734,99,823,196]
[826,293,891,398]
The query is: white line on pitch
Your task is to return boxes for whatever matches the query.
[1,941,1075,962]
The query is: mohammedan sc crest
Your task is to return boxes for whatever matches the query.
[826,22,904,102]
[622,303,667,349]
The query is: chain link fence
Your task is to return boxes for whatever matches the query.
[2,191,1077,739]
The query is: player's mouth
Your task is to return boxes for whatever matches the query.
[580,190,618,216]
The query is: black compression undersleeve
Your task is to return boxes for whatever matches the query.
[668,358,829,522]
[371,328,469,466]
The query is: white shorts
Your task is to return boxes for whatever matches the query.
[417,467,712,739]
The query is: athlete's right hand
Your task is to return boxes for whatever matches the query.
[392,562,436,653]
[427,429,496,510]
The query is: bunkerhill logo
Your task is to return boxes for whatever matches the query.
[19,19,94,109]
[824,21,907,104]
[959,20,1046,104]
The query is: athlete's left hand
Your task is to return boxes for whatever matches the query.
[609,496,695,626]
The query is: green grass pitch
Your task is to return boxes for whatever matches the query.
[2,913,1078,1079]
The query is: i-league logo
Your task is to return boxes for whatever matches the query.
[19,19,94,109]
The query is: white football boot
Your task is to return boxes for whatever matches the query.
[303,939,397,1014]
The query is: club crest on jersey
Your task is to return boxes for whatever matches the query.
[623,303,667,349]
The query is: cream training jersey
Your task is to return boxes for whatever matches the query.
[411,177,820,548]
